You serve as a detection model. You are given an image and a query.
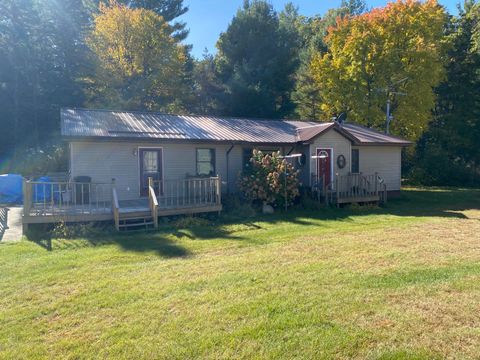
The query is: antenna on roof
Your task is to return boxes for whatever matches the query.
[332,112,347,125]
[336,112,347,125]
[376,77,408,134]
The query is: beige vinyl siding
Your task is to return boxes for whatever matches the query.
[352,146,402,191]
[71,141,232,200]
[309,128,352,185]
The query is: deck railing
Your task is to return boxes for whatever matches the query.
[151,176,221,209]
[311,173,387,205]
[0,207,7,238]
[335,173,379,200]
[23,179,113,217]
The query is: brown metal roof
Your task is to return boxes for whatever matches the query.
[295,122,335,142]
[342,123,412,146]
[61,108,411,146]
[295,122,411,146]
[61,108,317,144]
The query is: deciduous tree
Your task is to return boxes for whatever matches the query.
[86,1,190,112]
[311,0,448,140]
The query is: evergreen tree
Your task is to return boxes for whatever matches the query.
[192,50,223,115]
[118,0,189,40]
[215,0,298,118]
[0,0,94,168]
[413,1,480,186]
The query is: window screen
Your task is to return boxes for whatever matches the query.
[351,149,360,173]
[243,149,253,170]
[196,149,215,176]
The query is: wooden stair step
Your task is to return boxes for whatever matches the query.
[119,221,154,228]
[120,216,153,221]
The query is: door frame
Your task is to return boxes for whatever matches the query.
[315,147,334,184]
[138,146,164,198]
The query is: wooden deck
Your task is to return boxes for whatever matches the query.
[311,173,387,206]
[23,177,222,228]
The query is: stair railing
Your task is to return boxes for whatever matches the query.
[150,176,221,209]
[148,177,159,229]
[112,183,120,231]
[377,175,388,204]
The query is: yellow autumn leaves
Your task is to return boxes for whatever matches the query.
[310,0,448,140]
[86,1,188,111]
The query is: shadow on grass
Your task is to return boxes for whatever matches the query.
[26,227,192,258]
[25,187,480,254]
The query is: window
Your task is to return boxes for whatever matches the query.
[243,149,253,170]
[351,149,360,173]
[196,149,215,176]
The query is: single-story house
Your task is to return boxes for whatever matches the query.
[22,108,411,230]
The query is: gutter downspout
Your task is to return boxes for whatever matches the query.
[226,144,235,194]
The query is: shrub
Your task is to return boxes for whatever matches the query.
[222,194,258,218]
[298,189,324,211]
[238,150,300,207]
[50,221,111,239]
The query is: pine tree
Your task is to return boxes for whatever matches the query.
[414,1,480,186]
[118,0,189,40]
[215,0,298,118]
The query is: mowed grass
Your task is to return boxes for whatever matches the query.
[1,188,480,359]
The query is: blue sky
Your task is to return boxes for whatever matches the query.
[181,0,461,58]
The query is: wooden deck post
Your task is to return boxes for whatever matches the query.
[216,175,221,214]
[335,174,339,208]
[22,178,31,217]
[111,178,120,231]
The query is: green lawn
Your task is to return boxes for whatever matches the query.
[1,188,480,359]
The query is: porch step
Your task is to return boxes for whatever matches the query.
[118,216,155,231]
[120,216,153,221]
[119,222,154,228]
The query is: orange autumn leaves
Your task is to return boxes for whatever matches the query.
[311,0,448,140]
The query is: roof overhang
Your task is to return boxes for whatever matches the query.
[63,136,298,147]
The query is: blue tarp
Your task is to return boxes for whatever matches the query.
[0,174,23,204]
[33,176,60,203]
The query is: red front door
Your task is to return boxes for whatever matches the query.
[317,148,332,185]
